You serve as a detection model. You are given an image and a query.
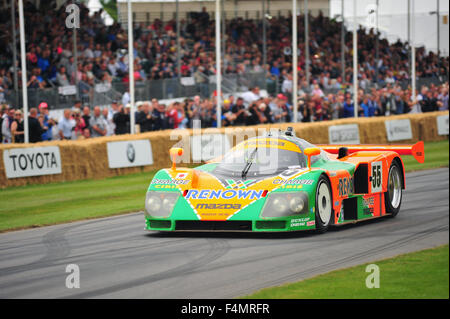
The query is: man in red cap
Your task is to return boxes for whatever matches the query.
[38,102,49,120]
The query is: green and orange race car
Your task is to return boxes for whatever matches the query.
[144,128,424,233]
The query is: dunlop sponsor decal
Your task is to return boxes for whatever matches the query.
[290,217,311,227]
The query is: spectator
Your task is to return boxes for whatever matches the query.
[10,109,24,143]
[28,108,45,143]
[73,109,86,138]
[56,66,70,87]
[82,106,91,129]
[90,106,107,137]
[113,104,130,134]
[343,96,355,118]
[58,109,75,140]
[152,103,167,130]
[2,108,15,143]
[437,85,448,111]
[72,100,82,112]
[222,99,236,126]
[242,87,261,107]
[331,94,344,119]
[420,90,438,113]
[0,105,6,141]
[78,127,91,140]
[231,97,248,126]
[136,102,153,132]
[103,107,115,136]
[273,98,289,123]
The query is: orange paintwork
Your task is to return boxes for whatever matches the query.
[317,141,424,163]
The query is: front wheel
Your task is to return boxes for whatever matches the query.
[385,162,403,217]
[315,176,333,233]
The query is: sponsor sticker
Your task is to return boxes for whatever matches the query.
[3,146,62,178]
[151,178,189,185]
[385,119,412,141]
[225,179,256,189]
[290,217,310,227]
[184,189,267,200]
[338,176,353,197]
[273,178,314,185]
[195,203,241,209]
[328,124,360,144]
[106,140,153,168]
[437,114,449,136]
[176,173,188,179]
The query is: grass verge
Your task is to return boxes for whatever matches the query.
[0,140,448,232]
[242,244,449,299]
[0,171,154,232]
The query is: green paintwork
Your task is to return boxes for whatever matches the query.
[144,138,384,232]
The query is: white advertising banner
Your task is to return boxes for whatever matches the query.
[328,124,360,145]
[385,119,413,141]
[437,114,449,136]
[191,134,231,162]
[3,146,62,179]
[107,140,153,168]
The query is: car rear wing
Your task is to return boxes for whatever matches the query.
[316,141,424,163]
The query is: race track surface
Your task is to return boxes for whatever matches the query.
[0,168,448,298]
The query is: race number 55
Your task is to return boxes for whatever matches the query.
[371,162,382,193]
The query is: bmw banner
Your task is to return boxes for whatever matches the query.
[106,140,153,169]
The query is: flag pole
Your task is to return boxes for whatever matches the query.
[18,0,29,143]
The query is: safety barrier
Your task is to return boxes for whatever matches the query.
[0,111,448,188]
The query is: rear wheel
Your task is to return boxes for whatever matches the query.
[315,176,333,233]
[385,162,402,217]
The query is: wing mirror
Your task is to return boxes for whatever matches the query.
[169,147,184,171]
[304,147,320,170]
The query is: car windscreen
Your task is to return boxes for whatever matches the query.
[214,146,306,177]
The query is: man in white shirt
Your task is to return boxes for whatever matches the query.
[58,109,75,140]
[102,107,115,136]
[122,90,130,106]
[241,87,261,107]
[90,106,107,138]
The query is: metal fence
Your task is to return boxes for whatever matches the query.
[2,73,447,110]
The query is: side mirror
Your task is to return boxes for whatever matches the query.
[169,147,184,171]
[304,147,321,170]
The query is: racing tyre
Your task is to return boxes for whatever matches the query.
[385,162,402,217]
[315,175,333,233]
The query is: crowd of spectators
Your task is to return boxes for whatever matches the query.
[1,81,447,144]
[0,1,448,101]
[0,1,448,144]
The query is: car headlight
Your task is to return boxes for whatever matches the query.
[145,191,179,218]
[260,192,309,218]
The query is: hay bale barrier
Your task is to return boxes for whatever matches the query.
[0,111,447,189]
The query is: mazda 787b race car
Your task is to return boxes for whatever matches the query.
[144,128,424,233]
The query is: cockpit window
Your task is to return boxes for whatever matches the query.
[214,145,306,177]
